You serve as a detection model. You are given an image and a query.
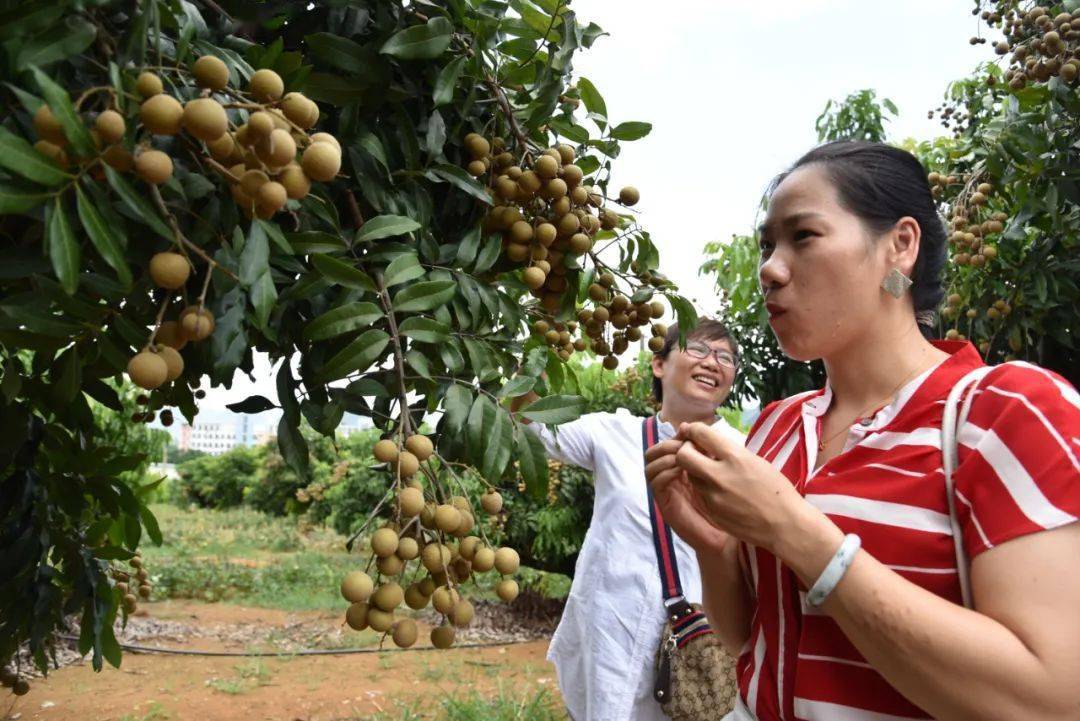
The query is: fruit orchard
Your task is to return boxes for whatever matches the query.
[704,0,1080,406]
[0,0,695,692]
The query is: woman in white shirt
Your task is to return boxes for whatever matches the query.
[516,318,746,721]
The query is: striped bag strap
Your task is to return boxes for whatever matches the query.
[641,416,714,646]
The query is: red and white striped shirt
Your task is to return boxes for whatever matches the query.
[736,341,1080,720]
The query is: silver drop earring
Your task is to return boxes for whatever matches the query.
[882,268,913,299]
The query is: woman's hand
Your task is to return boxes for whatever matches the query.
[644,439,731,553]
[669,422,838,559]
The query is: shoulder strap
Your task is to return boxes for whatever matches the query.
[641,415,684,601]
[942,365,995,609]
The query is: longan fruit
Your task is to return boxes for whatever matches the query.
[127,350,168,390]
[421,542,451,572]
[12,678,30,696]
[434,504,462,533]
[396,536,420,561]
[341,571,374,602]
[534,223,558,247]
[248,68,284,102]
[555,143,575,164]
[494,547,520,575]
[557,213,580,236]
[496,579,519,602]
[280,92,314,127]
[535,154,559,179]
[467,159,486,176]
[561,163,584,187]
[518,170,542,194]
[140,94,184,135]
[370,527,399,558]
[34,140,68,167]
[480,491,503,515]
[376,554,404,577]
[523,267,547,290]
[134,149,173,184]
[192,55,230,90]
[301,142,341,182]
[458,536,481,561]
[545,178,568,200]
[264,128,297,167]
[155,320,188,350]
[471,546,495,572]
[449,599,474,627]
[453,511,475,538]
[155,345,184,382]
[371,582,404,612]
[366,608,394,633]
[310,132,341,152]
[345,601,369,630]
[392,618,418,648]
[464,132,490,159]
[240,169,269,198]
[102,144,134,172]
[149,252,190,289]
[33,104,66,145]
[373,439,399,463]
[275,163,310,201]
[255,180,287,217]
[404,434,434,461]
[648,336,664,352]
[403,584,429,611]
[247,111,275,140]
[180,307,215,341]
[509,220,534,244]
[398,487,425,517]
[431,623,456,649]
[619,186,640,206]
[205,132,236,162]
[95,110,126,145]
[394,450,420,478]
[432,586,460,614]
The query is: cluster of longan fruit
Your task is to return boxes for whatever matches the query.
[990,5,1080,89]
[338,434,520,649]
[111,553,152,615]
[934,177,1002,270]
[125,252,214,393]
[463,134,668,370]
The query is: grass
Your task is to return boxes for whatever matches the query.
[118,701,171,721]
[138,504,571,613]
[353,687,567,721]
[206,659,275,695]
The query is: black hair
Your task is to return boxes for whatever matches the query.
[772,140,947,338]
[651,319,738,404]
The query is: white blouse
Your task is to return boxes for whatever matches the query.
[527,410,746,721]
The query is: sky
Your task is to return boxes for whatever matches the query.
[179,0,992,432]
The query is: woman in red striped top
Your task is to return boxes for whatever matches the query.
[645,141,1080,721]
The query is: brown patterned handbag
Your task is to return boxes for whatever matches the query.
[642,416,739,720]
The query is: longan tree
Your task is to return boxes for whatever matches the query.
[0,0,692,689]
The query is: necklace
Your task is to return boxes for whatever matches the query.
[816,365,929,453]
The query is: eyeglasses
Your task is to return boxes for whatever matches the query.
[684,341,738,369]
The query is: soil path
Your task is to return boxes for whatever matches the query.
[7,601,559,721]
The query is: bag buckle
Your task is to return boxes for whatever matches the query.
[665,597,694,624]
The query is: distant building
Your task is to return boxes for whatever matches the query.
[178,421,239,456]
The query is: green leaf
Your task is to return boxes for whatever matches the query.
[497,375,536,398]
[16,16,96,70]
[0,126,72,186]
[467,394,493,459]
[104,167,173,240]
[47,198,79,295]
[303,302,382,342]
[454,226,481,267]
[630,286,654,304]
[518,394,585,425]
[398,316,450,343]
[433,55,467,106]
[256,219,292,255]
[139,505,163,546]
[277,416,309,477]
[406,348,432,379]
[240,222,270,287]
[311,254,376,291]
[0,182,48,214]
[577,76,607,126]
[304,32,368,73]
[443,384,472,432]
[380,17,453,60]
[392,280,457,312]
[426,164,493,204]
[30,65,95,156]
[250,272,277,331]
[482,406,513,481]
[318,328,391,381]
[426,109,447,158]
[473,234,501,272]
[355,215,422,243]
[53,346,80,404]
[609,121,652,141]
[226,395,278,413]
[515,424,549,499]
[287,231,347,254]
[76,186,132,288]
[547,118,590,144]
[384,253,426,287]
[669,295,698,342]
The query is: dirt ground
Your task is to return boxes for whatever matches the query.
[5,600,559,721]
